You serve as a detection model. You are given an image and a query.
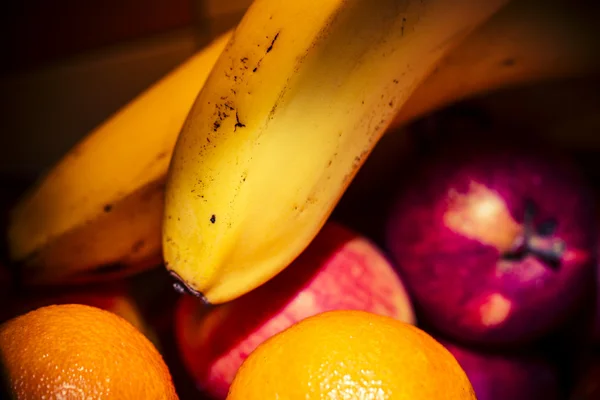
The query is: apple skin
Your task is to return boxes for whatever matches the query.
[439,339,561,400]
[385,142,597,345]
[175,221,415,399]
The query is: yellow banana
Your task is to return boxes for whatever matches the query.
[392,0,600,127]
[162,0,511,304]
[9,0,599,287]
[7,31,232,285]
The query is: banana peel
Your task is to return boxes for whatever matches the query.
[162,0,511,303]
[7,32,233,285]
[7,0,600,288]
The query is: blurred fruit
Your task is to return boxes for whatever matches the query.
[175,221,414,399]
[5,31,232,286]
[594,252,600,343]
[570,356,600,400]
[469,76,600,153]
[0,304,177,399]
[0,281,157,346]
[391,0,600,128]
[385,141,597,345]
[440,338,561,399]
[226,309,475,399]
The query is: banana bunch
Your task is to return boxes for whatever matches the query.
[7,32,233,285]
[7,0,600,293]
[392,0,600,128]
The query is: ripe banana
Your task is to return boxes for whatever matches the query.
[392,0,600,127]
[7,31,232,285]
[9,0,599,287]
[162,0,511,304]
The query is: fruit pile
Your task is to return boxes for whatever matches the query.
[1,0,600,399]
[332,99,600,399]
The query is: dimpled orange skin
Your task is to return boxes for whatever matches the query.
[0,304,178,399]
[227,310,476,400]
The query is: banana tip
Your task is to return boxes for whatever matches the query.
[169,269,211,305]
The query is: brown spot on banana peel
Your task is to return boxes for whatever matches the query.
[234,112,246,131]
[267,85,287,121]
[266,32,280,54]
[253,31,281,73]
[212,101,238,134]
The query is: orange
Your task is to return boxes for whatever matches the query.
[0,304,178,399]
[227,310,475,399]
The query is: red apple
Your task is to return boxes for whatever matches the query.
[175,221,415,399]
[439,339,561,400]
[385,141,597,345]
